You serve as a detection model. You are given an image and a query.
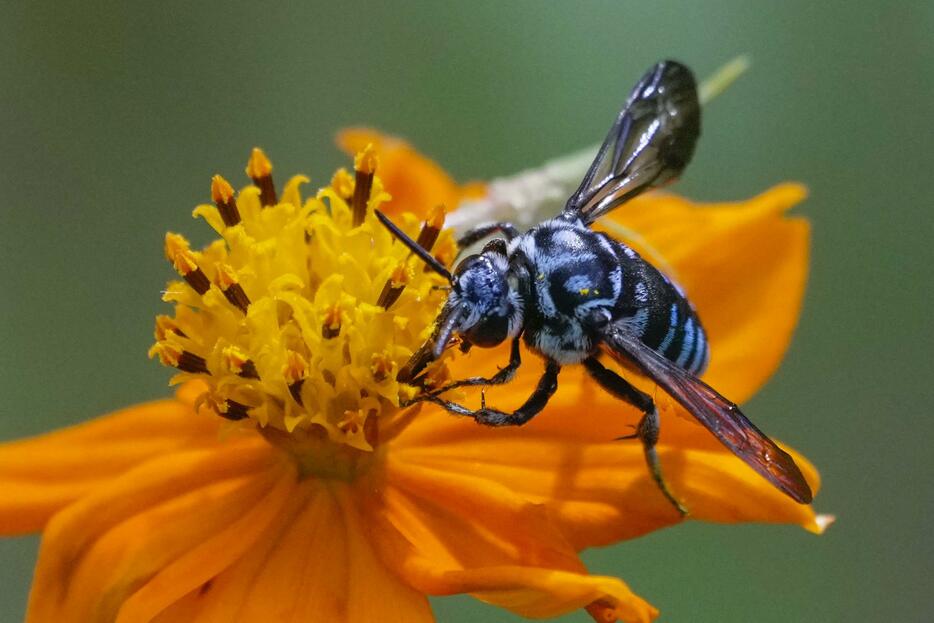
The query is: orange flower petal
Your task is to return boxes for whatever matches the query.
[150,480,432,623]
[26,438,278,623]
[115,464,298,622]
[602,183,810,403]
[147,476,314,622]
[390,422,824,552]
[0,393,220,534]
[337,128,484,219]
[380,454,584,570]
[360,481,657,622]
[336,485,435,623]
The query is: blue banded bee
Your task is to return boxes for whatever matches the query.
[376,60,812,514]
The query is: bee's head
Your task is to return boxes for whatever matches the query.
[449,243,519,349]
[374,210,523,382]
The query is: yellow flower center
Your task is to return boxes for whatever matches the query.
[150,146,457,469]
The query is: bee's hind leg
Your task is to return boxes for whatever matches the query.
[583,357,689,517]
[426,360,560,427]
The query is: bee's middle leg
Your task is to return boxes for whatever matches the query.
[426,360,560,427]
[583,357,688,516]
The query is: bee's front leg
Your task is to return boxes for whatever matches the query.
[411,337,522,403]
[426,359,560,427]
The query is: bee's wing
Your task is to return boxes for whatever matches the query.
[565,61,701,225]
[600,324,813,504]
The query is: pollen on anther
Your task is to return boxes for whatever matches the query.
[351,144,378,226]
[211,174,241,226]
[154,315,185,341]
[322,304,342,339]
[222,345,259,379]
[215,263,251,313]
[164,233,210,295]
[370,352,394,383]
[377,262,413,309]
[283,350,308,405]
[246,147,277,207]
[416,204,446,251]
[201,392,250,421]
[149,342,209,375]
[354,144,378,175]
[338,409,365,435]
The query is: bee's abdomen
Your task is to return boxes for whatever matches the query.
[611,239,710,376]
[643,298,709,375]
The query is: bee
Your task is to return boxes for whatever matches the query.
[376,60,812,514]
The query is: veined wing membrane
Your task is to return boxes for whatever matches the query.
[601,324,813,504]
[565,60,701,224]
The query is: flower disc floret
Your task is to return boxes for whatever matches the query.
[149,148,457,453]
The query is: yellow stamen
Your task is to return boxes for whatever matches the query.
[283,350,309,405]
[283,350,309,384]
[164,233,210,294]
[246,147,277,207]
[198,391,250,421]
[377,261,413,309]
[245,146,273,179]
[214,263,250,313]
[154,315,184,341]
[211,174,241,226]
[416,203,446,251]
[353,143,378,175]
[351,144,378,226]
[222,345,259,379]
[149,341,208,374]
[370,352,394,383]
[322,304,342,339]
[154,147,450,460]
[338,410,364,435]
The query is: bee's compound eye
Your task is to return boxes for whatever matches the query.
[464,312,509,348]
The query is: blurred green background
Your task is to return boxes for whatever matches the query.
[1,1,931,621]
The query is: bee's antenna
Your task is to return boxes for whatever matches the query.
[374,209,453,282]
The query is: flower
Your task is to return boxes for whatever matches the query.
[0,131,828,623]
